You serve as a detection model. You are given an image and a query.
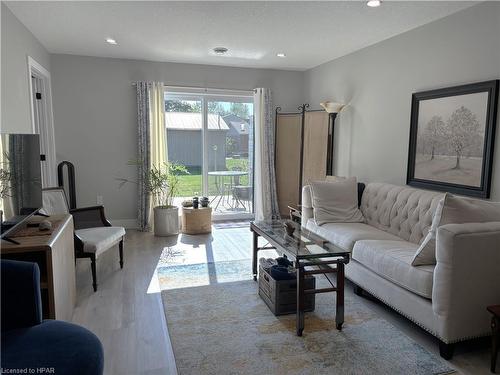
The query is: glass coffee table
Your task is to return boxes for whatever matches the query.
[251,220,350,336]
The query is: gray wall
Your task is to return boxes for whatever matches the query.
[50,54,304,222]
[304,2,500,200]
[1,3,51,133]
[6,0,499,225]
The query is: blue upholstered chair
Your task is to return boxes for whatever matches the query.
[1,259,104,375]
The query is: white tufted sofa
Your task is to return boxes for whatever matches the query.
[302,182,500,358]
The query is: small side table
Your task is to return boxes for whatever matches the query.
[487,305,500,373]
[181,207,212,234]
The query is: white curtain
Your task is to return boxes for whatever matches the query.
[253,88,280,221]
[136,81,167,231]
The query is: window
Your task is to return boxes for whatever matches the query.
[165,88,254,220]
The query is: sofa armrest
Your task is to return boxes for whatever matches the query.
[1,260,43,332]
[301,185,313,226]
[432,222,500,340]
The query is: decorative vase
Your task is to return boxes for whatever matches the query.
[201,197,209,207]
[153,206,179,236]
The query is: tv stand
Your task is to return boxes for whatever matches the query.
[1,236,20,245]
[34,212,50,218]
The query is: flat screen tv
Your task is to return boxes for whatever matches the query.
[0,133,43,240]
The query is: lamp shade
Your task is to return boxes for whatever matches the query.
[320,101,345,114]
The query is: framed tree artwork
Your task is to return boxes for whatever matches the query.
[407,80,499,198]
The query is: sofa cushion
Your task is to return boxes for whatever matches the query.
[305,219,402,251]
[412,194,500,266]
[352,240,435,299]
[360,183,443,244]
[310,178,364,225]
[75,227,125,257]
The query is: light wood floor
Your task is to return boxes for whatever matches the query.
[71,224,491,375]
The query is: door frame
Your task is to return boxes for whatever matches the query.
[27,56,57,187]
[164,90,255,220]
[204,95,254,221]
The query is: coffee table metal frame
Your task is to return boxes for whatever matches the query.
[250,220,350,336]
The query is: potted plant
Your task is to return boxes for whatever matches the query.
[150,162,188,236]
[118,161,188,236]
[0,153,13,223]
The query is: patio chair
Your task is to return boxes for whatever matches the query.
[42,187,125,292]
[232,185,252,211]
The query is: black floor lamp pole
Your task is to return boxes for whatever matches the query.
[326,112,338,176]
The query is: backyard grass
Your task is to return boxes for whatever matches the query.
[175,157,250,197]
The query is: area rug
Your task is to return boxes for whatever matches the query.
[161,276,454,375]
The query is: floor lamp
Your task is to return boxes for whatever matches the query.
[320,101,345,176]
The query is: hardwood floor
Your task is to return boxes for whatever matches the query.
[72,231,179,375]
[71,224,490,375]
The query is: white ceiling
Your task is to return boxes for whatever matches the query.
[6,1,476,71]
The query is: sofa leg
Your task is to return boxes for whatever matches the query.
[439,342,455,360]
[90,254,97,292]
[353,285,364,296]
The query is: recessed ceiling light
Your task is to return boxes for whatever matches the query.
[105,38,118,45]
[277,53,286,58]
[213,47,229,55]
[367,0,381,7]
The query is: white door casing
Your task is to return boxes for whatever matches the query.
[28,56,57,187]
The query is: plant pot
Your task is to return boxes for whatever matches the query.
[153,206,179,236]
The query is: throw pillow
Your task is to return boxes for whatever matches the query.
[411,194,500,266]
[325,175,347,182]
[303,177,346,209]
[310,177,364,225]
[411,195,446,266]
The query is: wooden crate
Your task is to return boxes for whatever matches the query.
[258,265,315,316]
[181,207,212,234]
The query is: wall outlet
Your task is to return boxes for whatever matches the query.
[97,195,104,205]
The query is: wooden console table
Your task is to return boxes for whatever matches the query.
[1,214,76,321]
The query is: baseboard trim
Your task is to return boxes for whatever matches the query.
[110,219,138,229]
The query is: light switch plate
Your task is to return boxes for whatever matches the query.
[97,195,104,205]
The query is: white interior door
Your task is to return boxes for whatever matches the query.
[28,57,57,188]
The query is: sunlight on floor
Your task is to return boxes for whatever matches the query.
[146,222,277,294]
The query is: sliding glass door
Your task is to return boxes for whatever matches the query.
[165,91,254,219]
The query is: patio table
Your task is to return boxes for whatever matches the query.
[208,170,248,210]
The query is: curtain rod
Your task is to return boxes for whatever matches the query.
[131,82,255,94]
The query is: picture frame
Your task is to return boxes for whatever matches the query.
[407,80,499,198]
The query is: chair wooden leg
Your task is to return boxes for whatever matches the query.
[119,239,124,269]
[492,316,499,373]
[90,254,97,292]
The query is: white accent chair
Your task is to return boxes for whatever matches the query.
[42,188,125,292]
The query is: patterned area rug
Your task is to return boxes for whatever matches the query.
[161,275,454,375]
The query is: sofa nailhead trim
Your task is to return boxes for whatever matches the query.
[351,281,491,344]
